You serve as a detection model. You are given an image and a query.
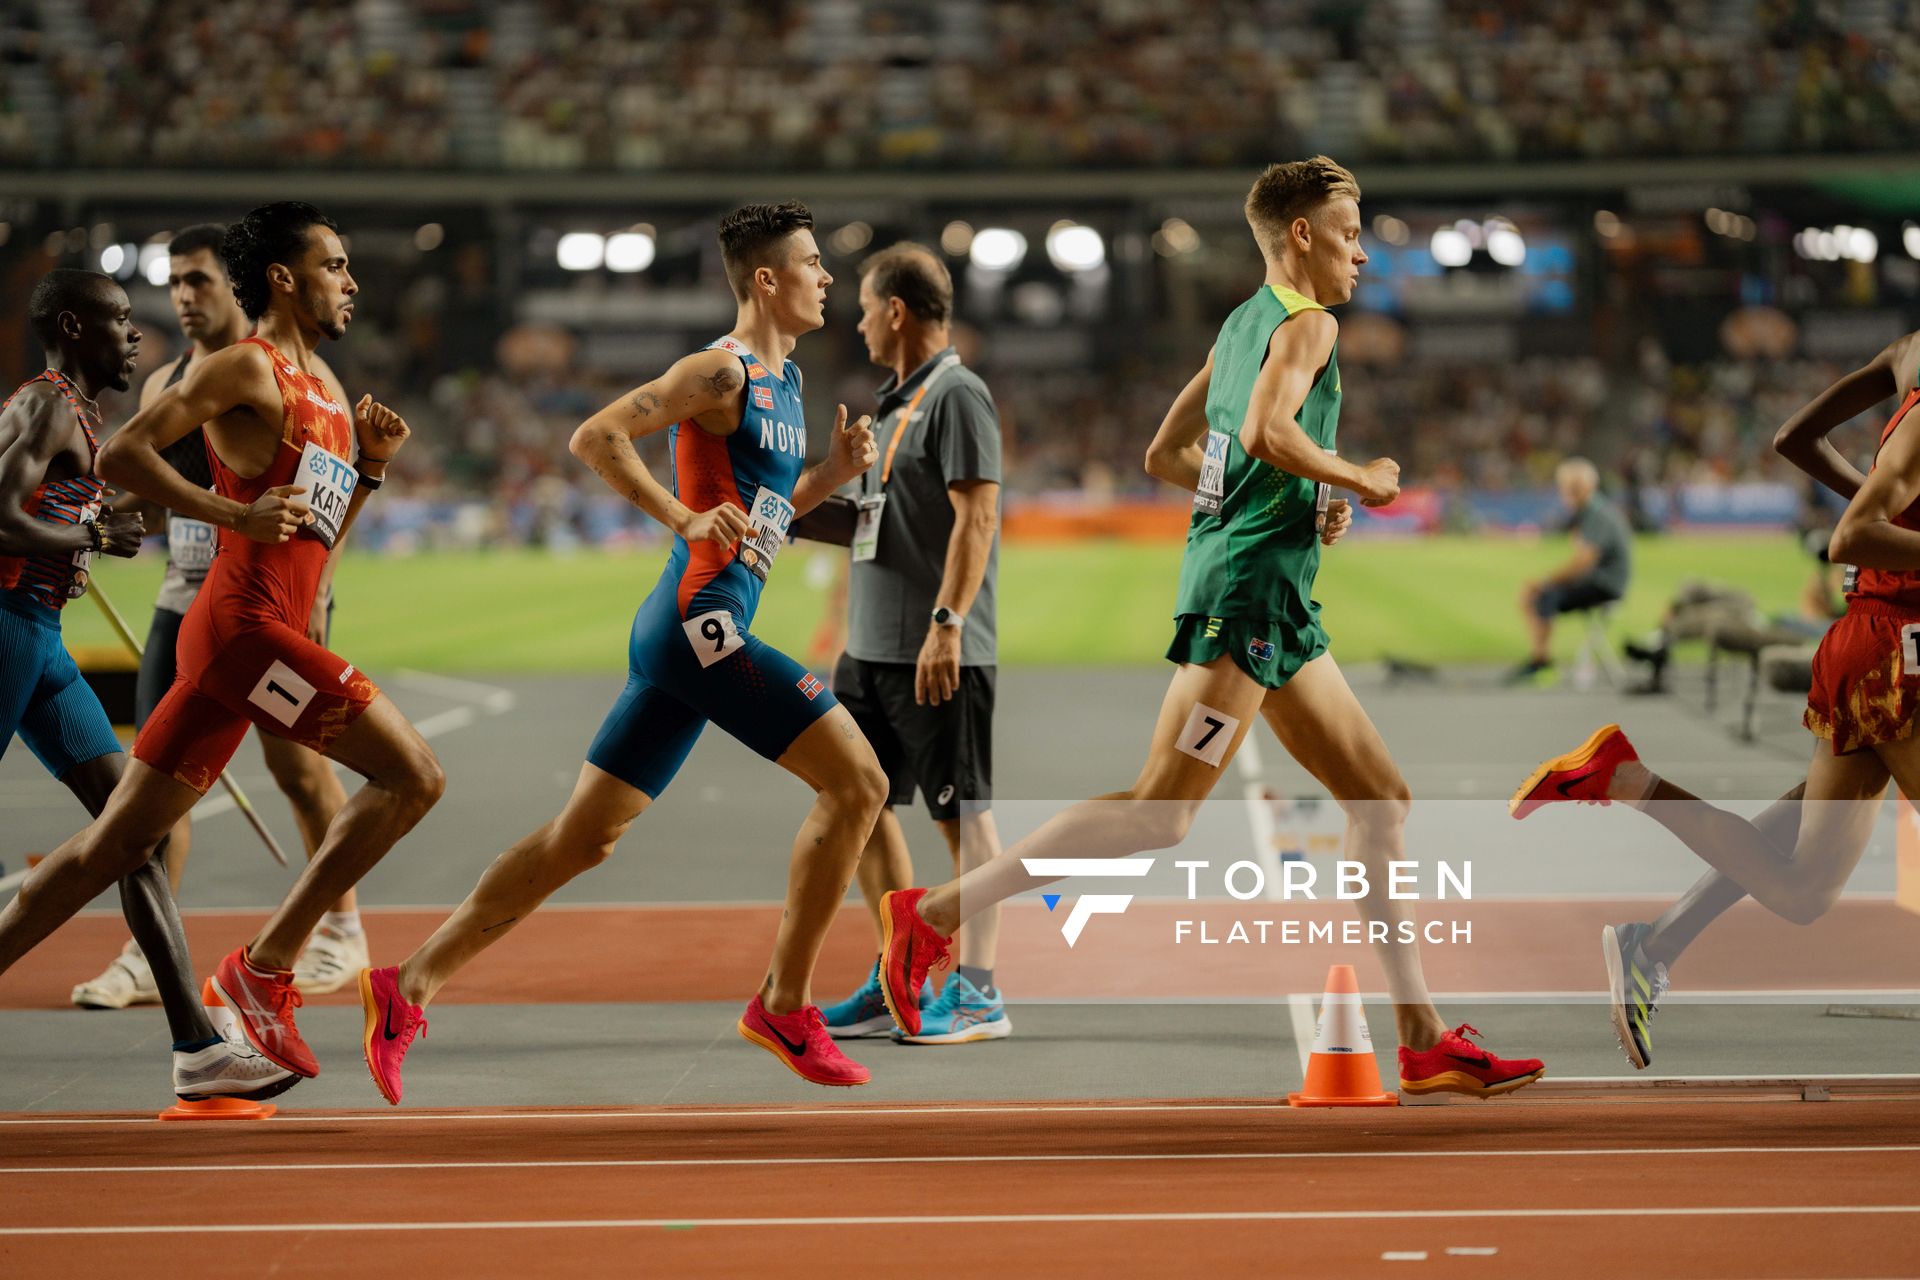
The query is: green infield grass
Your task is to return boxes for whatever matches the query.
[61,531,1815,673]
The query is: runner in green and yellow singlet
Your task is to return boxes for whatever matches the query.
[876,158,1546,1096]
[1165,278,1356,688]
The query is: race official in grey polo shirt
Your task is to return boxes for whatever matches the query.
[821,242,1012,1045]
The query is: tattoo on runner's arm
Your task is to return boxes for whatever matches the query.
[698,366,741,397]
[629,389,663,418]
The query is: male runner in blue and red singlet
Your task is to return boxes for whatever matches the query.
[360,201,887,1096]
[0,204,439,1093]
[0,268,293,1102]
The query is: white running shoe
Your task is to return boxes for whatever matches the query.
[71,940,159,1010]
[292,926,370,995]
[172,1036,300,1102]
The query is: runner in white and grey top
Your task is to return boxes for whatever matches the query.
[147,352,217,620]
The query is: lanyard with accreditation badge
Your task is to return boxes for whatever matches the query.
[852,353,962,563]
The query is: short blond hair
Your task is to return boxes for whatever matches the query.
[1245,156,1361,254]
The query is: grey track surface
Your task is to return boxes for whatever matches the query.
[2,1000,1915,1113]
[3,665,1915,1111]
[1,664,1890,906]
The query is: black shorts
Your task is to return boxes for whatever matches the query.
[137,599,334,729]
[832,654,993,822]
[1533,578,1621,620]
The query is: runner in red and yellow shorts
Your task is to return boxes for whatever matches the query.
[0,203,443,1093]
[1511,328,1920,1070]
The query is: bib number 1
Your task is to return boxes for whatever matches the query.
[1902,624,1920,678]
[683,609,745,669]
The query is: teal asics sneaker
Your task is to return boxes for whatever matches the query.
[823,959,899,1039]
[898,971,1012,1045]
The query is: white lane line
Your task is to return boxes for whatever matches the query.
[5,1205,1919,1236]
[8,1145,1917,1175]
[1234,733,1285,900]
[392,670,517,714]
[181,672,513,823]
[1288,990,1317,1075]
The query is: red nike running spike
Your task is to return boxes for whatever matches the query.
[1509,724,1639,820]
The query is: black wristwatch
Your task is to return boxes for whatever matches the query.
[354,465,385,491]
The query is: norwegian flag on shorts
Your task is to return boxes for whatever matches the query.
[797,673,825,700]
[752,385,774,410]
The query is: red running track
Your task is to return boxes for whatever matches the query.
[1,1097,1918,1278]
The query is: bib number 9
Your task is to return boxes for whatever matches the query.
[683,609,745,669]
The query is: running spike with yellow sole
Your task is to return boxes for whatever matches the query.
[1509,723,1640,820]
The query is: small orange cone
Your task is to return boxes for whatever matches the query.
[1288,964,1399,1107]
[158,980,278,1121]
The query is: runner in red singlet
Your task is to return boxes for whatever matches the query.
[1510,328,1920,1069]
[0,203,442,1087]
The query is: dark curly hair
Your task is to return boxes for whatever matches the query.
[717,201,814,301]
[221,202,338,320]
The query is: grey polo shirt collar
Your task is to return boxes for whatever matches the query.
[874,345,960,414]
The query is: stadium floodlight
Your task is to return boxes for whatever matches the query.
[1429,226,1472,268]
[605,232,656,273]
[415,223,445,252]
[1485,220,1526,267]
[1371,214,1410,246]
[1845,227,1878,264]
[556,232,606,271]
[1046,222,1105,273]
[140,244,170,286]
[98,244,126,276]
[970,227,1027,272]
[941,221,975,256]
[828,222,873,255]
[1905,222,1920,261]
[1153,217,1201,256]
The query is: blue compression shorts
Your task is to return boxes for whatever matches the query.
[0,590,124,779]
[585,589,838,799]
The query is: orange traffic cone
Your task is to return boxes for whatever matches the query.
[158,980,278,1121]
[1288,963,1399,1107]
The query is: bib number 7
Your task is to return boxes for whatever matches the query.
[1175,702,1239,768]
[683,609,745,669]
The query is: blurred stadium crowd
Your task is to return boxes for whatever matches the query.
[3,0,1916,170]
[4,0,1916,546]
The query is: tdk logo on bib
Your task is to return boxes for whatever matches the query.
[297,440,357,550]
[759,418,805,459]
